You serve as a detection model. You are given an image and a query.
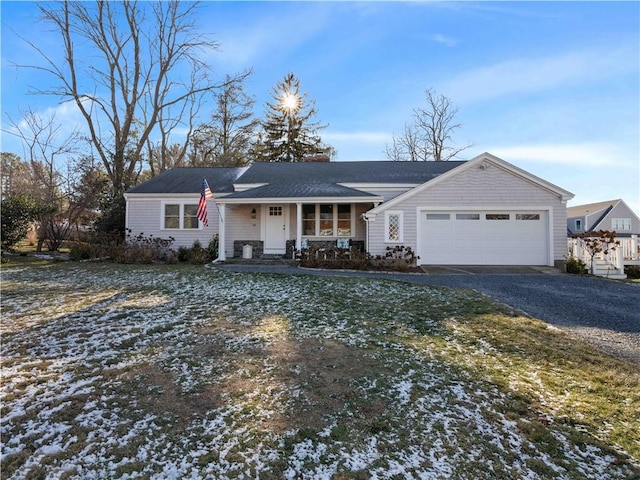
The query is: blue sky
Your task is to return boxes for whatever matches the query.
[1,1,639,212]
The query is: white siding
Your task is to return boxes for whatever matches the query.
[367,164,568,264]
[361,188,413,202]
[601,202,640,235]
[126,196,219,249]
[225,204,262,256]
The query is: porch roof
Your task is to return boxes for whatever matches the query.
[219,182,379,202]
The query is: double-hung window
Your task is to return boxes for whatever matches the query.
[302,204,352,237]
[163,203,201,229]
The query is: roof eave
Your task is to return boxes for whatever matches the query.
[217,195,384,205]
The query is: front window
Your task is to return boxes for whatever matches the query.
[164,204,180,229]
[575,219,582,231]
[302,204,352,237]
[319,204,334,236]
[163,203,201,229]
[302,204,315,235]
[183,205,199,229]
[337,205,351,236]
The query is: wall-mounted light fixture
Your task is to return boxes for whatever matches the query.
[251,208,257,219]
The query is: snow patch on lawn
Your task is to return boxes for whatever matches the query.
[1,265,636,479]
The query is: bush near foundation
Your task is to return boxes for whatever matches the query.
[299,245,420,272]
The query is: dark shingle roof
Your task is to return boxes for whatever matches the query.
[125,167,246,194]
[125,161,465,196]
[235,161,464,185]
[225,182,378,199]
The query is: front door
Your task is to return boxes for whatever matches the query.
[264,205,287,254]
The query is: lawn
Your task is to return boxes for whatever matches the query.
[1,262,639,479]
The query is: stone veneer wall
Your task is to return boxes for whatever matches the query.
[285,240,365,259]
[233,240,264,259]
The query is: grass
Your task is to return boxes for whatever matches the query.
[1,261,639,479]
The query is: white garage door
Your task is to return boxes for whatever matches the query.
[419,210,548,265]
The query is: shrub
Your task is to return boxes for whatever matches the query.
[188,240,209,264]
[1,194,55,253]
[175,237,218,264]
[69,242,100,261]
[207,234,219,261]
[69,230,175,264]
[299,245,420,272]
[624,265,640,279]
[109,232,175,263]
[177,246,190,262]
[565,256,587,275]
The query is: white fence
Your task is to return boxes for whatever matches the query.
[568,235,638,272]
[620,235,640,261]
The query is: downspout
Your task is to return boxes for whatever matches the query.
[296,202,302,255]
[217,203,226,261]
[361,213,370,254]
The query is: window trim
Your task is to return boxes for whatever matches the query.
[161,201,203,230]
[612,218,631,231]
[384,210,404,243]
[301,203,354,237]
[575,219,582,231]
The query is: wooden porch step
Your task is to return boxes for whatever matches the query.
[592,260,627,279]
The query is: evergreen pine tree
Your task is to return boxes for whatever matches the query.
[254,73,330,162]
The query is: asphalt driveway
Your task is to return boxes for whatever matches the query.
[212,263,640,364]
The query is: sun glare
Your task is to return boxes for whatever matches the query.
[280,92,299,114]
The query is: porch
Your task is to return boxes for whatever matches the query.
[215,200,377,261]
[232,239,366,260]
[568,235,639,279]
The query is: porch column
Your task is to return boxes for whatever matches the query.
[218,203,226,261]
[296,202,302,252]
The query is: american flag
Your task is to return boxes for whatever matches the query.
[197,178,214,226]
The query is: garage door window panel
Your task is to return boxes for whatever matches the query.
[486,214,510,220]
[426,213,450,220]
[456,213,480,220]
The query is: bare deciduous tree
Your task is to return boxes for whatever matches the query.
[7,109,81,251]
[21,1,230,197]
[386,88,471,161]
[190,74,259,168]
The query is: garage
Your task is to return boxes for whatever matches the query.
[418,210,549,265]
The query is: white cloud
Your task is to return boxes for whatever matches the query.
[441,46,638,104]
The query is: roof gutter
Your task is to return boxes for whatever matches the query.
[216,195,384,205]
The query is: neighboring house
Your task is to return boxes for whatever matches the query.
[124,152,574,266]
[567,199,640,237]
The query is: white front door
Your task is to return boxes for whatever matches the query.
[264,205,288,254]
